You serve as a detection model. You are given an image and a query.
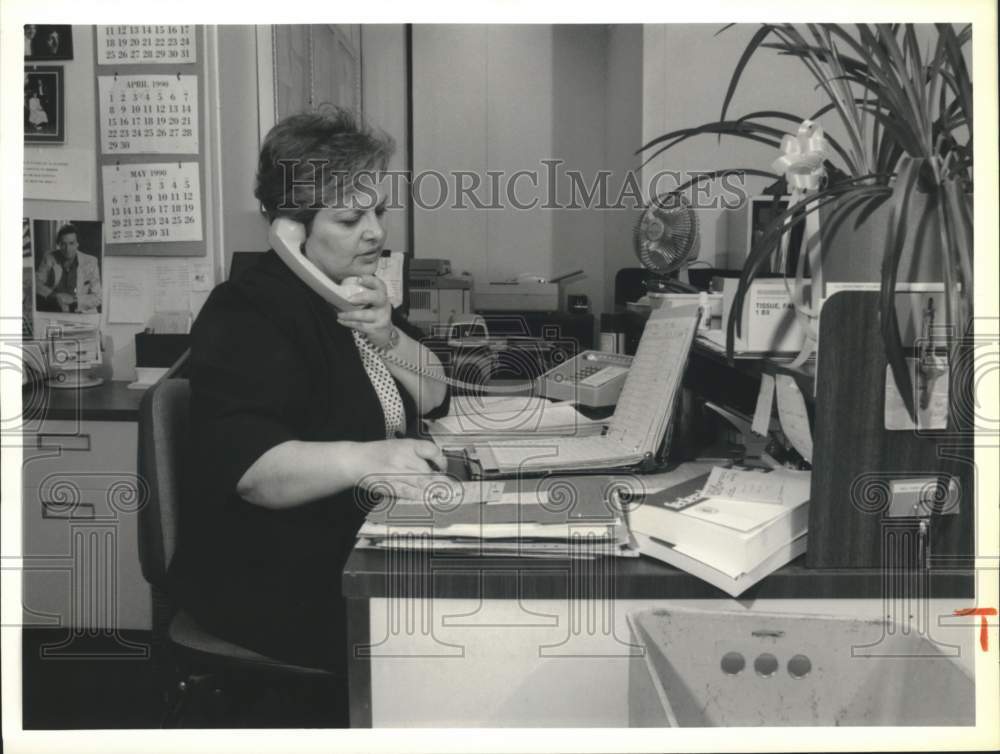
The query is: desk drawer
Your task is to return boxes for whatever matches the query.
[22,420,137,489]
[22,485,150,630]
[21,417,150,631]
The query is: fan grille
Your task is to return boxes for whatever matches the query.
[634,193,699,274]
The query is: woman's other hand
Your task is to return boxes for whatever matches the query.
[354,438,457,501]
[336,274,394,348]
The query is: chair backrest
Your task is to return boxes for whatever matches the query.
[137,377,190,589]
[614,267,649,310]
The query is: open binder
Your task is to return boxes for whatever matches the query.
[470,303,700,476]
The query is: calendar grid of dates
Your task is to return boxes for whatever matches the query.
[97,26,197,64]
[99,75,198,154]
[102,163,202,244]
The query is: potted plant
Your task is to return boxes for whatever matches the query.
[637,24,972,422]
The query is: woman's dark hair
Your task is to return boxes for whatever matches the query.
[255,106,395,228]
[55,223,78,243]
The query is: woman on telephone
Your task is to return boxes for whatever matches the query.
[170,107,451,723]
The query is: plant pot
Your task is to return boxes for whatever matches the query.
[820,189,944,289]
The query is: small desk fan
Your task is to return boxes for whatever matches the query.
[634,192,700,293]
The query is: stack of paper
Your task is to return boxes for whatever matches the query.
[628,465,811,596]
[356,476,636,559]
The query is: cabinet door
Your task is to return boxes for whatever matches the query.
[311,24,361,113]
[21,420,151,631]
[266,23,362,126]
[272,24,312,120]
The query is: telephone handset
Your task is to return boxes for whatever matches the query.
[269,217,368,312]
[269,218,533,394]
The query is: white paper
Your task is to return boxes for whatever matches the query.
[97,25,197,65]
[153,261,190,311]
[103,162,202,244]
[149,311,190,334]
[447,395,548,417]
[376,251,405,308]
[752,373,776,436]
[682,498,791,533]
[99,75,199,154]
[23,147,93,202]
[702,467,787,505]
[775,374,813,462]
[190,260,213,291]
[615,461,716,496]
[429,402,599,437]
[884,357,950,431]
[106,268,148,323]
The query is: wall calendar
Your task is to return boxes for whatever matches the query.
[102,162,203,245]
[97,26,197,64]
[98,75,198,154]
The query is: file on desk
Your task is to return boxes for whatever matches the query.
[356,475,634,557]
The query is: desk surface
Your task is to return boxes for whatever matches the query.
[341,546,974,601]
[23,380,144,423]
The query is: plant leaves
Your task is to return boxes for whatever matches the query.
[720,25,778,124]
[879,157,922,423]
[724,180,889,357]
[672,168,780,196]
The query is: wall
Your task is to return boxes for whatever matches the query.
[361,24,410,257]
[412,25,621,325]
[24,27,223,382]
[603,25,644,312]
[641,23,948,278]
[642,24,827,269]
[551,25,609,321]
[217,26,267,268]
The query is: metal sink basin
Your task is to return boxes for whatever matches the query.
[628,606,974,726]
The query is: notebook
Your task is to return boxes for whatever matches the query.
[473,303,700,475]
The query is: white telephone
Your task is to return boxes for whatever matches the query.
[268,218,534,394]
[269,217,368,312]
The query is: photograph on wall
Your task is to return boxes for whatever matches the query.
[32,220,103,315]
[24,25,74,61]
[24,67,64,144]
[22,219,33,337]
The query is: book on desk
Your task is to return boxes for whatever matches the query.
[627,465,811,596]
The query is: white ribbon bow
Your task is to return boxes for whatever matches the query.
[771,120,829,191]
[770,120,829,369]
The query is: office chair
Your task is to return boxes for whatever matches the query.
[137,361,335,727]
[613,268,650,310]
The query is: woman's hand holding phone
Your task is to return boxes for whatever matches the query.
[335,274,395,348]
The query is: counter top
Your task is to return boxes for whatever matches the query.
[23,380,145,423]
[342,546,973,600]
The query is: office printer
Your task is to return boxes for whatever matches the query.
[407,258,473,331]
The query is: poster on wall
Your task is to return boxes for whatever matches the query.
[24,66,65,144]
[98,74,199,154]
[102,162,203,245]
[96,25,196,65]
[24,25,74,61]
[31,220,104,315]
[23,147,94,202]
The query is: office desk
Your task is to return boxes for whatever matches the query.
[20,381,151,634]
[342,544,975,727]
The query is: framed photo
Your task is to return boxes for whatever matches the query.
[24,25,74,61]
[24,66,64,144]
[32,220,104,315]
